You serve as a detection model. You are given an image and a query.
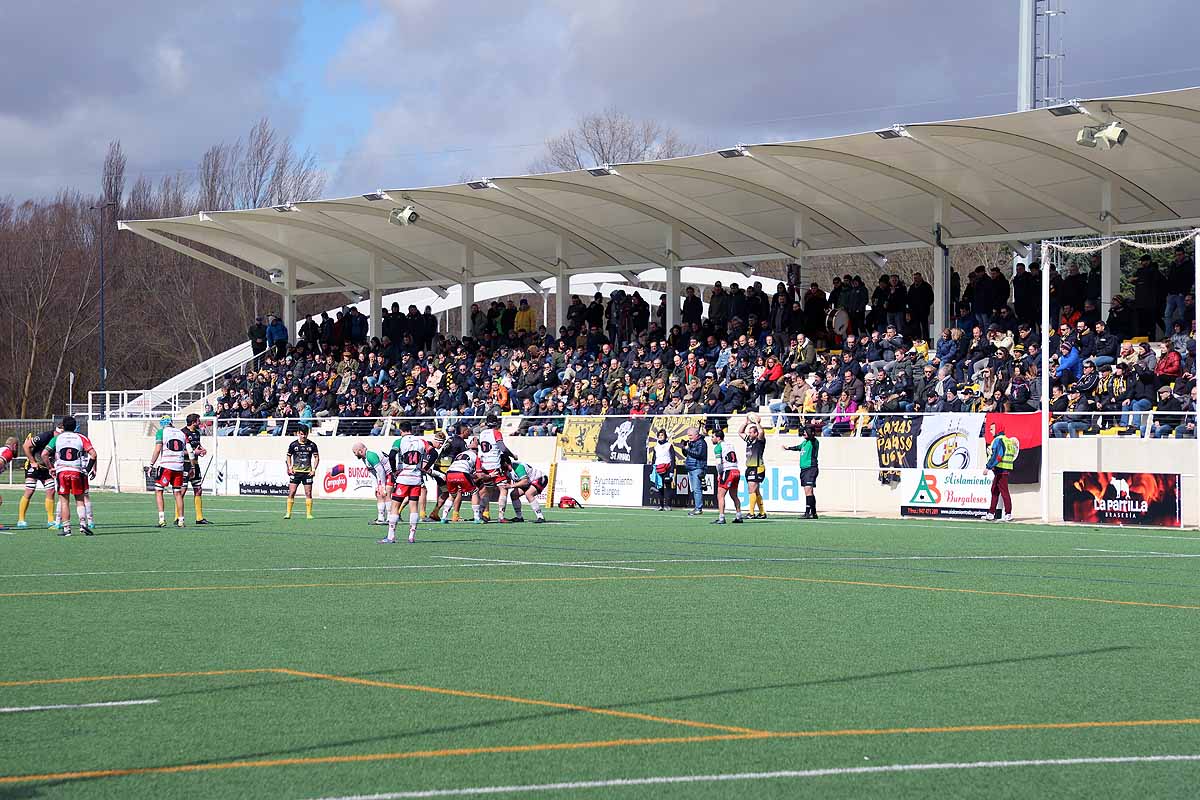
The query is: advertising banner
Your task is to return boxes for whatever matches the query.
[554,461,644,507]
[899,469,993,519]
[217,459,291,496]
[597,418,648,464]
[731,465,814,514]
[640,464,717,508]
[876,413,1041,485]
[560,419,602,460]
[1063,472,1183,528]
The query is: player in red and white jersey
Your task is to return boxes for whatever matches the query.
[149,417,192,529]
[710,428,744,525]
[442,437,479,524]
[0,437,17,476]
[380,420,435,544]
[473,413,508,521]
[40,417,97,537]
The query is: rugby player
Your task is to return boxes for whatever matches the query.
[182,413,211,524]
[149,417,191,528]
[710,429,744,525]
[41,417,97,537]
[352,441,393,524]
[426,426,468,522]
[474,413,508,522]
[0,437,15,523]
[19,426,61,528]
[649,428,675,511]
[440,434,478,524]
[498,452,547,523]
[740,415,767,519]
[285,425,320,519]
[380,420,435,543]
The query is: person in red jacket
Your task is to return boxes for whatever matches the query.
[1155,344,1182,388]
[755,355,785,405]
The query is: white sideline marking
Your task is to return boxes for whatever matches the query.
[0,563,576,580]
[435,556,655,572]
[561,554,1200,565]
[1074,548,1180,555]
[0,698,158,714]
[306,754,1200,799]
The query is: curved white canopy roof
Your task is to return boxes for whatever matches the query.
[120,87,1200,295]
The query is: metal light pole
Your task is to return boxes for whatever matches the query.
[90,201,117,393]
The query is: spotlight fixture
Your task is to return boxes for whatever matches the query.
[388,206,420,226]
[361,191,386,201]
[1076,121,1128,150]
[272,204,296,213]
[718,147,748,158]
[466,180,491,190]
[1047,103,1082,117]
[875,128,903,140]
[587,166,617,177]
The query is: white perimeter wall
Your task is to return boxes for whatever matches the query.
[89,421,1198,526]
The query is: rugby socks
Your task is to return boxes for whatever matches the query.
[530,497,544,521]
[45,496,55,524]
[286,498,294,517]
[18,495,29,523]
[472,504,481,522]
[806,496,817,516]
[408,511,418,531]
[511,495,523,516]
[158,511,166,524]
[305,498,313,519]
[386,512,399,540]
[194,495,204,522]
[376,501,388,522]
[84,498,94,526]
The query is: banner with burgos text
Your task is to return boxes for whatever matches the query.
[1063,471,1182,528]
[553,461,644,507]
[898,469,993,519]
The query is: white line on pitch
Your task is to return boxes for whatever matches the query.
[0,563,559,580]
[305,753,1200,799]
[559,554,1200,565]
[434,556,655,572]
[0,699,158,714]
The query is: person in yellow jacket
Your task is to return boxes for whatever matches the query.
[985,421,1020,522]
[513,299,536,334]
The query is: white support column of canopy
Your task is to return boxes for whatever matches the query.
[1100,181,1120,317]
[369,254,383,340]
[460,246,475,339]
[282,260,297,344]
[555,236,568,333]
[664,225,681,330]
[933,198,950,335]
[1040,241,1051,524]
[792,211,807,287]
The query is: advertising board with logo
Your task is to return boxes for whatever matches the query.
[320,462,383,498]
[875,413,1042,485]
[217,459,290,496]
[899,469,992,519]
[1063,471,1182,528]
[554,461,643,507]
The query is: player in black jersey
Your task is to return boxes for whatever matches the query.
[182,414,211,524]
[740,415,767,519]
[285,426,320,520]
[19,427,61,529]
[427,424,469,522]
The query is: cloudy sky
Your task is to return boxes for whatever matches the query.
[4,0,1199,204]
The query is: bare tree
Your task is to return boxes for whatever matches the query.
[530,108,697,173]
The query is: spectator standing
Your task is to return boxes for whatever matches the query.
[265,315,288,357]
[683,427,707,516]
[247,317,267,358]
[1131,254,1162,339]
[682,287,703,327]
[907,272,933,340]
[1165,246,1193,334]
[514,299,535,334]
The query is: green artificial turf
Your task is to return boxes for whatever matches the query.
[1,486,1199,799]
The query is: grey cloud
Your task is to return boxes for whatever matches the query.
[0,2,303,200]
[329,0,1200,195]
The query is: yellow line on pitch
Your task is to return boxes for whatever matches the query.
[0,669,277,687]
[734,574,1200,610]
[5,717,1200,785]
[0,573,740,598]
[275,668,768,735]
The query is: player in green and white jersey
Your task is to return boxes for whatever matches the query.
[498,452,547,524]
[352,441,393,524]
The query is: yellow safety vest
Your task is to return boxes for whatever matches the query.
[996,435,1019,470]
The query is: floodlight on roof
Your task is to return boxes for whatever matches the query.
[875,126,905,140]
[1047,102,1082,117]
[718,147,748,158]
[587,166,617,177]
[362,191,386,201]
[272,204,296,213]
[466,180,491,190]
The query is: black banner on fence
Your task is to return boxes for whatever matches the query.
[597,417,649,464]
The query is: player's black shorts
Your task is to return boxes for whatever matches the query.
[24,464,52,487]
[290,472,314,486]
[185,461,203,489]
[800,466,819,487]
[745,465,765,483]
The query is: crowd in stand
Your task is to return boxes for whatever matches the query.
[211,252,1196,439]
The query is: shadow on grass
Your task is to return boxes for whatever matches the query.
[28,643,1134,789]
